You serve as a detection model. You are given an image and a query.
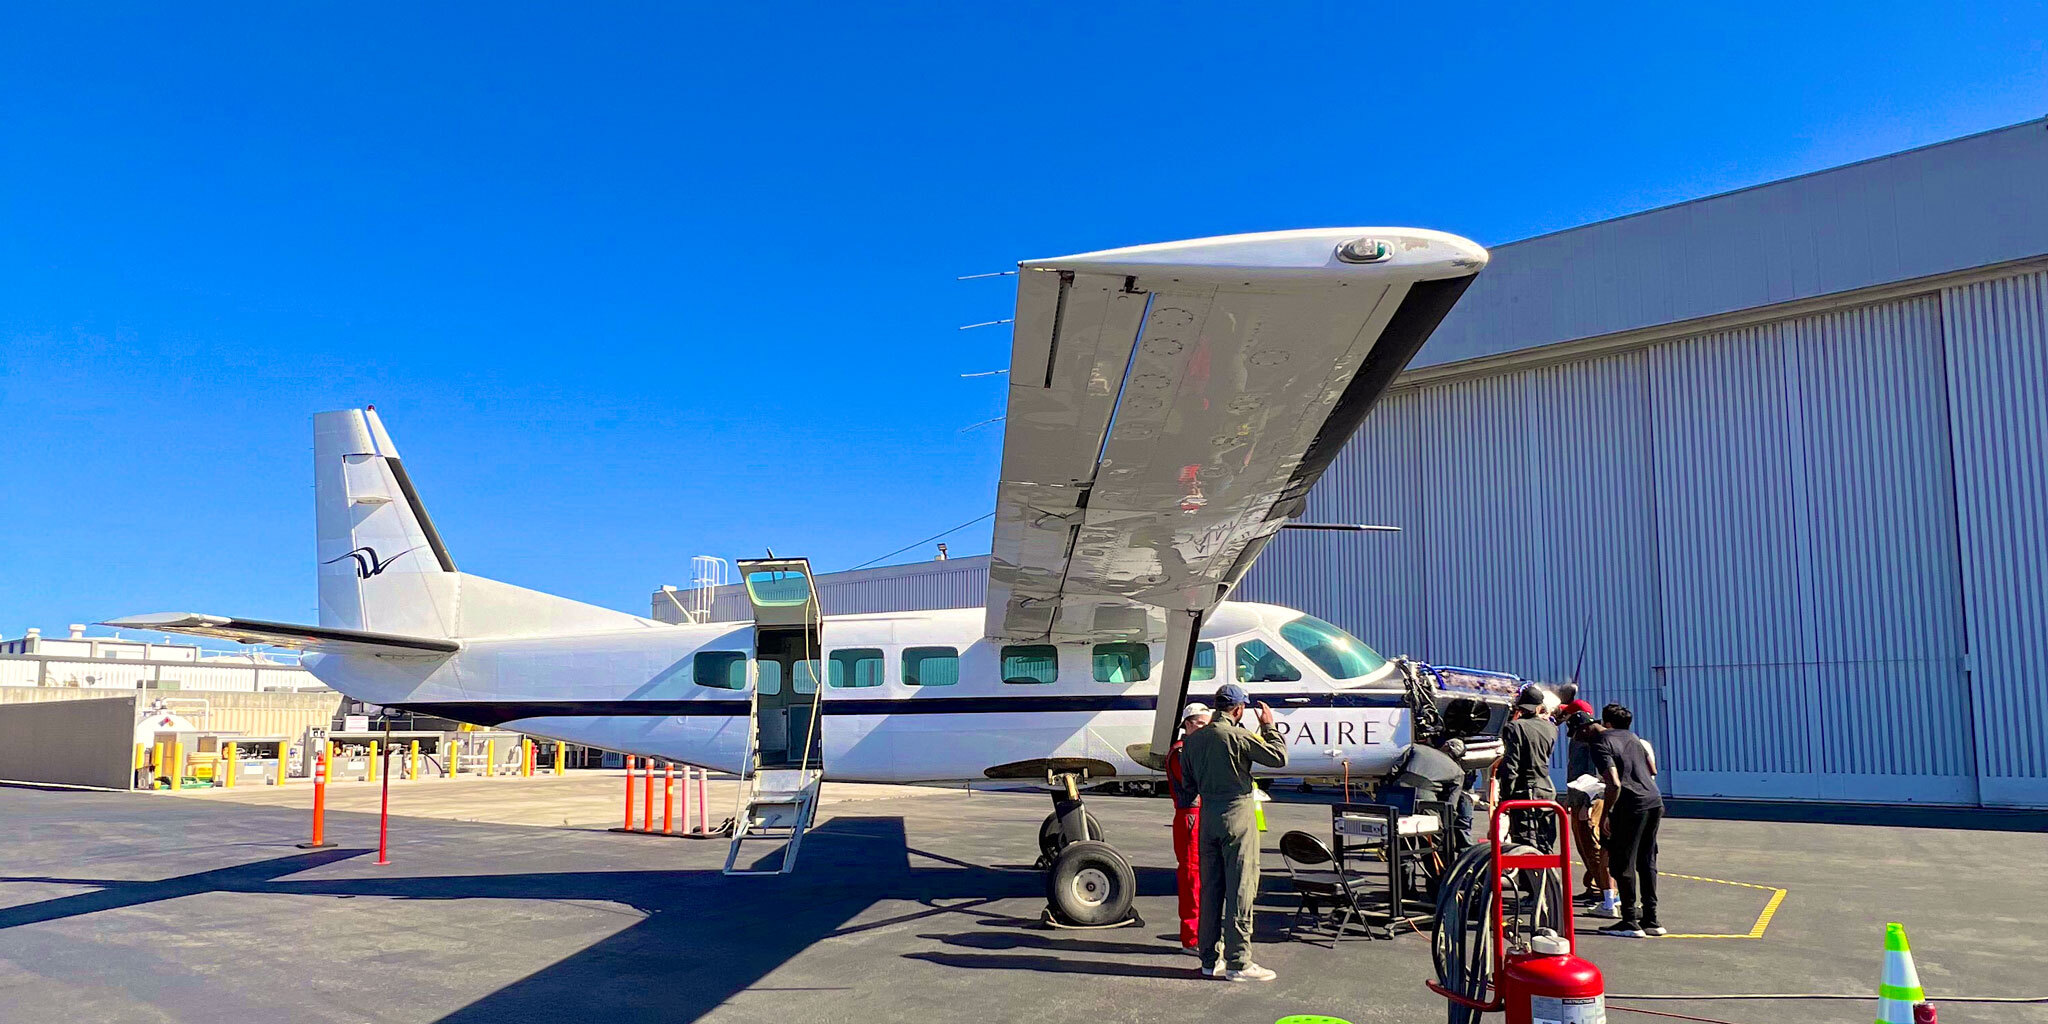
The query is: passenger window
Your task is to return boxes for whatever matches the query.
[693,651,747,690]
[1193,642,1216,682]
[1235,639,1301,683]
[902,646,959,686]
[1092,642,1151,683]
[828,649,885,688]
[757,660,783,695]
[1001,645,1058,684]
[792,659,822,694]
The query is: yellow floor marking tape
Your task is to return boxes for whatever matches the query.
[1651,872,1788,940]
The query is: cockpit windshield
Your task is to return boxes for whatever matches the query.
[1278,614,1388,681]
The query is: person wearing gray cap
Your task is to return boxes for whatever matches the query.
[1497,683,1559,851]
[1182,682,1286,981]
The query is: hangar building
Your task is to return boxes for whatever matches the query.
[658,119,2048,810]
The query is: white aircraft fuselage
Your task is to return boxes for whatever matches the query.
[306,601,1418,785]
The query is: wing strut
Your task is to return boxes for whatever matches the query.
[1128,609,1204,770]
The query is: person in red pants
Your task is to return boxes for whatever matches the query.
[1168,702,1212,952]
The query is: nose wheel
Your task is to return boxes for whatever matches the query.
[1039,771,1142,929]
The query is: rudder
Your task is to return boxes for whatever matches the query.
[315,407,460,637]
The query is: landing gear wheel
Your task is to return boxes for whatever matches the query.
[1044,840,1136,927]
[1036,810,1104,867]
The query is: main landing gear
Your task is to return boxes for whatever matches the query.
[1038,770,1141,929]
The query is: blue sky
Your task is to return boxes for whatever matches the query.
[3,3,2044,637]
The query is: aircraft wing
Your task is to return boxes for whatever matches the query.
[985,228,1487,644]
[100,613,459,657]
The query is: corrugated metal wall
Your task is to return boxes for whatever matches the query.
[1941,270,2048,809]
[1241,271,2048,808]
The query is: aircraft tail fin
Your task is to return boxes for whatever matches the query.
[315,408,656,639]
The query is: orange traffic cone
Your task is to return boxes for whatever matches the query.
[1875,922,1926,1024]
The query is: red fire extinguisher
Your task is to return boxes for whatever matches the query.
[1429,799,1605,1022]
[1499,929,1603,1023]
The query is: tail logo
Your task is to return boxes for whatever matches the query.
[323,545,423,580]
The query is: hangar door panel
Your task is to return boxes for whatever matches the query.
[1786,297,1974,804]
[1520,352,1664,742]
[1650,298,1974,803]
[1418,374,1546,670]
[1649,323,1822,799]
[1943,270,2048,808]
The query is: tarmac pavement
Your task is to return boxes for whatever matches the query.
[2,780,2044,1024]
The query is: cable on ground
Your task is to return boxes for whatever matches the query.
[1613,992,2048,1003]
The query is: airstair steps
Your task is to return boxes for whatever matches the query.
[722,768,822,876]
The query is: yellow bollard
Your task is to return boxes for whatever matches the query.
[521,738,533,777]
[224,742,237,789]
[409,740,420,780]
[326,740,336,777]
[445,740,456,778]
[484,740,494,778]
[555,742,566,776]
[152,740,167,788]
[169,740,184,790]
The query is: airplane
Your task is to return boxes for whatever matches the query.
[109,226,1516,926]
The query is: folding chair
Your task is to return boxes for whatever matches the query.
[1277,829,1375,945]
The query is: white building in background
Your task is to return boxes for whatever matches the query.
[0,624,326,693]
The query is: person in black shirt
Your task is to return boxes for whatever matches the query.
[1563,712,1618,917]
[1496,684,1559,851]
[1591,703,1664,937]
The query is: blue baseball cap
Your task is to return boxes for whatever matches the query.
[1214,683,1251,709]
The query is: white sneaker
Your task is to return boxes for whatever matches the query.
[1593,894,1621,919]
[1199,964,1219,978]
[1645,925,1668,936]
[1223,963,1278,982]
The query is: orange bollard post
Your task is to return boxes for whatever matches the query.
[622,755,636,831]
[696,766,709,835]
[663,763,675,834]
[641,759,655,832]
[375,737,392,865]
[297,751,335,848]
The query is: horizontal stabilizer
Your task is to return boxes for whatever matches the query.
[100,613,459,656]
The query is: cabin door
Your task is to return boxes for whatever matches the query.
[738,558,825,771]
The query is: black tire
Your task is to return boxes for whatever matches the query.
[1037,810,1105,865]
[1044,840,1136,927]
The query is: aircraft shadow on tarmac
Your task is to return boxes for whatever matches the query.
[0,816,1204,1023]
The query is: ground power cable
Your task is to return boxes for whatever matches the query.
[1612,993,2048,1003]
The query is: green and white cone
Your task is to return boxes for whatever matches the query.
[1875,922,1925,1024]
